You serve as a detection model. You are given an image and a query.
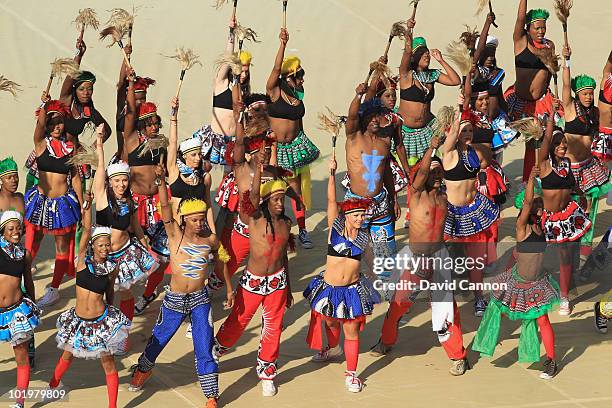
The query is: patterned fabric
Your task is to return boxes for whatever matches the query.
[413,69,441,84]
[401,116,438,161]
[132,191,170,259]
[233,216,249,238]
[341,157,407,194]
[193,124,233,165]
[476,160,510,203]
[541,200,591,243]
[369,214,397,272]
[344,186,389,222]
[0,237,25,260]
[55,305,131,359]
[445,192,500,237]
[25,150,38,178]
[24,187,80,234]
[591,126,611,161]
[570,156,611,194]
[239,268,287,296]
[0,297,40,346]
[276,130,320,171]
[176,160,201,185]
[504,85,563,123]
[215,171,240,211]
[108,238,159,291]
[491,110,520,152]
[303,273,381,320]
[329,214,370,258]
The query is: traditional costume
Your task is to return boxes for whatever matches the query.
[592,73,612,161]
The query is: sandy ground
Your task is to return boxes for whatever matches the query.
[1,0,611,407]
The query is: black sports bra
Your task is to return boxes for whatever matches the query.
[444,147,480,181]
[327,215,369,261]
[213,88,233,110]
[515,46,547,71]
[96,203,131,231]
[36,149,71,175]
[169,176,206,200]
[76,267,109,295]
[472,126,495,144]
[0,250,24,279]
[400,83,435,104]
[267,94,305,121]
[127,142,166,167]
[64,107,105,139]
[516,228,547,254]
[540,162,575,190]
[565,116,597,136]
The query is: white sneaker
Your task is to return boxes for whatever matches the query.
[345,371,363,393]
[311,345,343,362]
[261,379,277,397]
[185,323,193,339]
[558,298,571,316]
[38,287,60,308]
[298,229,314,249]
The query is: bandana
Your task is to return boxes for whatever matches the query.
[339,198,371,215]
[0,236,25,261]
[85,255,116,277]
[260,179,288,200]
[177,159,202,185]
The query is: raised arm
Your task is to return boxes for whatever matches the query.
[167,97,179,177]
[538,115,555,166]
[327,158,339,228]
[33,102,48,150]
[71,164,84,210]
[60,39,86,102]
[393,126,411,178]
[442,111,460,154]
[77,191,93,263]
[365,57,387,100]
[514,0,528,43]
[248,149,265,218]
[474,13,495,64]
[399,19,415,77]
[561,45,573,108]
[412,137,439,192]
[517,165,539,228]
[232,96,246,164]
[432,49,461,86]
[156,164,176,240]
[214,20,237,85]
[266,28,288,99]
[123,70,138,152]
[346,84,366,137]
[463,69,474,112]
[93,125,107,209]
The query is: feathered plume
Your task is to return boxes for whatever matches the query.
[433,106,456,137]
[533,48,560,75]
[459,25,479,52]
[390,21,408,40]
[106,8,134,30]
[74,8,100,31]
[215,53,242,76]
[99,25,128,47]
[409,0,420,7]
[369,61,391,83]
[0,75,21,98]
[164,47,202,71]
[245,117,270,138]
[77,121,98,146]
[444,40,472,76]
[214,0,230,9]
[554,0,573,26]
[137,135,169,158]
[67,144,97,167]
[50,58,81,81]
[509,117,543,142]
[475,0,489,15]
[234,23,259,43]
[317,107,345,138]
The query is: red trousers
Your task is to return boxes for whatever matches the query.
[381,299,467,360]
[208,227,250,290]
[216,269,288,380]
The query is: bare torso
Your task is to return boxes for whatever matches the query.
[346,133,391,198]
[409,188,447,255]
[246,216,290,276]
[167,234,215,294]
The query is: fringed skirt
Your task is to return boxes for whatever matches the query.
[276,130,320,171]
[591,126,611,162]
[193,124,233,165]
[0,297,40,346]
[444,192,500,238]
[109,238,159,291]
[401,116,437,162]
[541,200,591,243]
[24,187,80,235]
[55,305,131,359]
[570,156,611,196]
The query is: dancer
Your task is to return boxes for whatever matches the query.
[593,51,612,161]
[120,71,170,315]
[442,110,500,316]
[398,17,461,164]
[215,151,293,397]
[129,166,224,408]
[266,27,319,249]
[473,165,560,380]
[26,100,83,308]
[371,138,469,376]
[304,156,381,392]
[0,211,39,408]
[47,193,130,408]
[92,125,158,353]
[561,45,610,260]
[508,0,560,181]
[0,157,24,215]
[537,108,592,315]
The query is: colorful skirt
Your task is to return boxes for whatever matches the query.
[24,187,80,235]
[109,238,159,291]
[0,297,40,346]
[504,85,563,123]
[473,265,559,363]
[570,156,611,196]
[132,191,170,259]
[491,110,520,152]
[215,171,240,212]
[276,130,320,171]
[591,126,611,161]
[401,116,437,162]
[444,192,500,238]
[541,200,591,243]
[193,124,233,165]
[476,160,510,204]
[56,305,131,359]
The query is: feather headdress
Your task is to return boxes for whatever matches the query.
[215,53,242,76]
[553,0,573,26]
[234,23,259,44]
[74,8,100,31]
[509,117,543,142]
[164,47,202,71]
[0,76,21,98]
[99,25,128,47]
[444,40,472,76]
[137,135,169,158]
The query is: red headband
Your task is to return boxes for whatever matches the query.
[134,77,156,93]
[45,100,70,117]
[339,198,371,214]
[138,102,157,121]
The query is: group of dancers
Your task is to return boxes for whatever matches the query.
[1,1,611,407]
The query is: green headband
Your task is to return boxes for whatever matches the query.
[526,9,550,24]
[412,37,427,52]
[571,75,597,93]
[0,157,18,178]
[73,71,96,87]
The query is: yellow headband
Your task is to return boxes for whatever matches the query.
[178,199,207,217]
[260,179,288,200]
[281,56,301,76]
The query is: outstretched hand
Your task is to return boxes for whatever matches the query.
[430,49,443,63]
[279,28,289,45]
[356,83,367,96]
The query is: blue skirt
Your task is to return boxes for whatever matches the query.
[303,273,381,320]
[444,192,500,237]
[24,187,80,232]
[0,297,41,346]
[109,238,159,291]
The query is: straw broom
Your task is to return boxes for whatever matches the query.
[163,48,202,115]
[510,117,544,163]
[215,52,243,108]
[317,107,346,166]
[459,25,479,54]
[444,40,472,77]
[0,76,21,98]
[364,21,407,86]
[534,48,561,97]
[100,25,133,71]
[234,22,259,52]
[73,9,99,55]
[44,58,81,97]
[554,0,573,61]
[215,0,239,29]
[106,8,135,49]
[475,0,498,28]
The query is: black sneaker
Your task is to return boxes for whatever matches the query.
[594,302,608,334]
[474,297,488,317]
[539,358,558,379]
[134,292,158,316]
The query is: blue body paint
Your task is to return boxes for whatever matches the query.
[179,244,212,279]
[361,150,384,193]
